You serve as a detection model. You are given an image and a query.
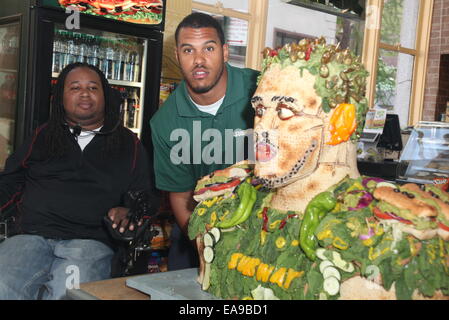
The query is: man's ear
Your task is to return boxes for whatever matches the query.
[223,43,229,63]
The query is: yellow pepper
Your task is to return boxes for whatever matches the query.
[362,238,373,247]
[327,103,357,146]
[210,212,217,226]
[260,230,267,246]
[203,197,218,208]
[439,238,445,258]
[291,240,299,247]
[368,247,390,261]
[333,237,349,250]
[256,263,268,282]
[237,256,251,273]
[269,267,287,288]
[228,253,243,270]
[275,237,286,249]
[247,258,261,277]
[197,208,207,216]
[283,268,304,289]
[317,229,333,241]
[219,210,230,221]
[262,266,275,283]
[269,220,282,230]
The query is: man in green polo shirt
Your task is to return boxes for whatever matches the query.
[150,12,259,270]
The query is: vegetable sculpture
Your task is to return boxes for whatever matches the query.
[188,39,449,300]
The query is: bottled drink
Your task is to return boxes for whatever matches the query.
[133,48,141,82]
[73,33,81,63]
[52,31,62,73]
[98,37,106,76]
[126,89,136,128]
[66,32,76,65]
[59,31,68,70]
[113,41,124,80]
[126,50,137,82]
[87,36,100,68]
[78,34,88,63]
[104,40,114,79]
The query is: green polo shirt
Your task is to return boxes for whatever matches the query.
[150,63,259,192]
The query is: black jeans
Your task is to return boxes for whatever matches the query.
[167,224,199,271]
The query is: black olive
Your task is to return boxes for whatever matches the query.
[407,193,415,199]
[419,184,425,190]
[394,188,400,193]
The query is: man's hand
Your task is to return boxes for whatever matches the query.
[107,207,142,233]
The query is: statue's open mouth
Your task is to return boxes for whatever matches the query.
[255,142,277,162]
[255,139,318,188]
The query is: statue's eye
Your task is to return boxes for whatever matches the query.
[277,104,295,120]
[256,105,266,117]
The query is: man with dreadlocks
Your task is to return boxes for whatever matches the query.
[0,63,155,300]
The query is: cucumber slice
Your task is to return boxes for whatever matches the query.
[322,266,341,281]
[316,248,328,261]
[331,252,354,273]
[376,182,397,189]
[203,246,214,263]
[319,260,335,273]
[251,285,265,300]
[203,232,215,247]
[210,227,221,243]
[318,292,328,300]
[202,263,211,290]
[323,276,340,296]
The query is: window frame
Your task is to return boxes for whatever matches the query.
[362,0,434,126]
[191,0,269,69]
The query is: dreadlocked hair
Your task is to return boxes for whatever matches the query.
[44,62,128,159]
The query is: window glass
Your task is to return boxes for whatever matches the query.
[193,0,249,13]
[193,10,248,68]
[380,0,420,49]
[266,0,364,56]
[375,49,415,128]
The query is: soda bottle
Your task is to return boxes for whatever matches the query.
[52,31,61,73]
[78,34,88,63]
[113,41,125,80]
[104,39,114,79]
[59,31,68,70]
[66,32,76,65]
[126,89,136,128]
[98,37,106,74]
[87,35,100,68]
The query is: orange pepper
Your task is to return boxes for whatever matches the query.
[327,103,357,145]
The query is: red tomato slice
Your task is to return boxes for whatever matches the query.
[373,207,394,220]
[438,221,449,232]
[373,207,414,225]
[208,179,241,192]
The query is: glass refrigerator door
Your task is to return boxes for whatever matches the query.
[52,24,148,136]
[0,21,20,170]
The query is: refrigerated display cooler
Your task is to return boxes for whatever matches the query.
[0,0,165,169]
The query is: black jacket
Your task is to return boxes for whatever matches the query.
[0,124,152,248]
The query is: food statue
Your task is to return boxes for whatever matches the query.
[188,38,449,300]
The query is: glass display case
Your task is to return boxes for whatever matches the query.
[397,121,449,184]
[0,19,20,170]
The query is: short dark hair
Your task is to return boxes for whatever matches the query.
[175,12,225,46]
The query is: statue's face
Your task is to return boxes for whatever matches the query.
[252,64,326,188]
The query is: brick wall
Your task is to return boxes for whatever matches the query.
[423,0,449,121]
